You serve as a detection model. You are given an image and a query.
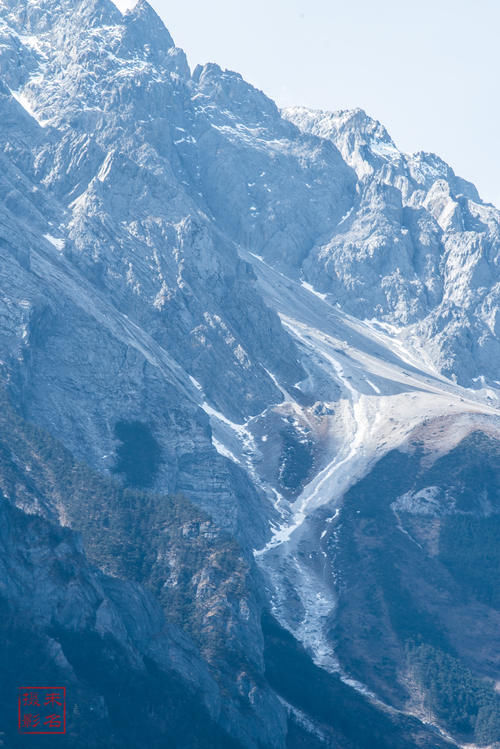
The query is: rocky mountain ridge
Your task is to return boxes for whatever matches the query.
[284,105,500,385]
[0,0,499,746]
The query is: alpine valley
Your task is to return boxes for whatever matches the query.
[0,1,499,747]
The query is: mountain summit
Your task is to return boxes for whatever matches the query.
[0,1,499,747]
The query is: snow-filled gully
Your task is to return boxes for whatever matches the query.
[234,252,500,726]
[196,248,500,729]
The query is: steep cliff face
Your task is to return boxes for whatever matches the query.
[0,0,499,746]
[285,106,500,385]
[0,497,240,748]
[0,398,287,749]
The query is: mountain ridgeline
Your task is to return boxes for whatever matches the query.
[0,0,499,747]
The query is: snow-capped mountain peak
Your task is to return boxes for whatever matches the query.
[0,2,499,746]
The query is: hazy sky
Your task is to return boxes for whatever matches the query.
[115,0,499,207]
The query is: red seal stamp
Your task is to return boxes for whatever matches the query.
[18,687,66,734]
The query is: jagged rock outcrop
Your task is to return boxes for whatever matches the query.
[285,106,500,385]
[0,0,499,746]
[0,496,240,748]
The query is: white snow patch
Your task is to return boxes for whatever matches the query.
[174,136,196,145]
[43,234,65,251]
[201,402,246,433]
[110,0,138,11]
[189,375,204,392]
[300,281,327,301]
[392,486,449,516]
[370,139,401,161]
[366,378,381,394]
[10,89,48,127]
[211,436,240,464]
[338,206,353,225]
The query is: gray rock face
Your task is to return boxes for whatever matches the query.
[0,0,299,549]
[324,432,500,746]
[0,397,288,749]
[0,496,202,680]
[0,0,499,746]
[284,106,500,385]
[188,63,356,271]
[0,496,229,747]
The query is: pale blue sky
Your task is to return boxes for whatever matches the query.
[116,0,499,207]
